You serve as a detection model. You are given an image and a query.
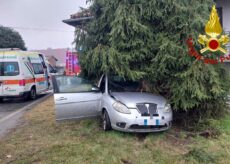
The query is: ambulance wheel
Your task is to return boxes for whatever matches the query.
[30,88,37,100]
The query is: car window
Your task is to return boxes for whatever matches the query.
[55,76,95,93]
[31,63,44,74]
[0,62,20,76]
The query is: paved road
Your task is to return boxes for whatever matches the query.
[0,92,52,138]
[0,95,45,119]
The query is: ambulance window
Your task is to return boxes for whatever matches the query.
[32,63,44,74]
[1,62,19,76]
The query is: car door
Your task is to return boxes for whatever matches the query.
[52,76,102,121]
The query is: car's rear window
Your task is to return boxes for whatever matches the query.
[0,62,20,76]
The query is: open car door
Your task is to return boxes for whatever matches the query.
[52,76,102,121]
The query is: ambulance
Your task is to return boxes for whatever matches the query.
[0,49,50,101]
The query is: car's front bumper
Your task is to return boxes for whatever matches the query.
[110,108,173,133]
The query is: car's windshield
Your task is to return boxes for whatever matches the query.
[108,76,149,93]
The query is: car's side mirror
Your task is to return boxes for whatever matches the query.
[91,86,100,92]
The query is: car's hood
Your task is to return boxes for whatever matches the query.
[111,92,166,108]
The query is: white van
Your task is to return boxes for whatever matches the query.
[0,49,50,101]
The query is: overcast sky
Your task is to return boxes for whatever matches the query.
[0,0,87,50]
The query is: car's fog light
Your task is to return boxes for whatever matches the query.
[116,122,126,128]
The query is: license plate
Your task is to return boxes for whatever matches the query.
[144,119,160,126]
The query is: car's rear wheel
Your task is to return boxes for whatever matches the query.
[0,98,3,102]
[102,110,112,131]
[30,87,37,100]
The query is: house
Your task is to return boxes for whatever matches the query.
[63,8,92,27]
[216,0,230,31]
[216,0,230,53]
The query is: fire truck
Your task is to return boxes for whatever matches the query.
[65,51,81,76]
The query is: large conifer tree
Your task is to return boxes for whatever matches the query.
[75,0,230,115]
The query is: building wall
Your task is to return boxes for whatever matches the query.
[216,0,230,54]
[216,0,230,32]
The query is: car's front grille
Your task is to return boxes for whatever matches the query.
[136,103,158,117]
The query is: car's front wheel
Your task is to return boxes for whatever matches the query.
[102,110,112,131]
[0,98,3,102]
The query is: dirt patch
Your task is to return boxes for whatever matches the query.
[135,133,148,142]
[121,159,132,164]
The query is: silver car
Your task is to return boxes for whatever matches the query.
[52,74,173,133]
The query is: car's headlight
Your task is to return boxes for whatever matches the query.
[163,103,171,113]
[112,101,131,114]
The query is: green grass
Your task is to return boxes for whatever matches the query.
[219,114,230,133]
[0,97,229,164]
[184,114,230,164]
